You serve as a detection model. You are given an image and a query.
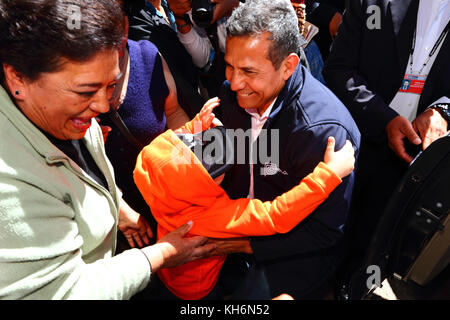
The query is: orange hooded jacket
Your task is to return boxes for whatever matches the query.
[133,116,342,299]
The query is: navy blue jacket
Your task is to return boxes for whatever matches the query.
[219,64,361,298]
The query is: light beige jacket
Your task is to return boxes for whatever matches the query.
[0,86,150,299]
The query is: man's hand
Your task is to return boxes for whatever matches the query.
[205,237,253,256]
[386,115,422,163]
[142,222,216,271]
[412,108,448,150]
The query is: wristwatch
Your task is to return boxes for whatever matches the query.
[430,103,450,130]
[430,103,450,121]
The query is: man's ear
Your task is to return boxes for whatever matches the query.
[281,53,300,81]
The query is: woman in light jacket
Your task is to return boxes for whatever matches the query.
[0,0,213,300]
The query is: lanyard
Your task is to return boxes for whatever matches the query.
[409,22,449,75]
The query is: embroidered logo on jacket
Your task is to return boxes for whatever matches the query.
[261,162,288,176]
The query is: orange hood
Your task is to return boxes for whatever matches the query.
[134,129,230,229]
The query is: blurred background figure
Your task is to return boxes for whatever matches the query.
[291,0,332,84]
[125,0,205,118]
[98,1,191,254]
[305,0,345,61]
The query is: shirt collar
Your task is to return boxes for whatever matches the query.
[244,98,277,120]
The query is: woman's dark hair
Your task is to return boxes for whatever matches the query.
[0,0,125,82]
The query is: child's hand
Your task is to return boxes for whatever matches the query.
[199,97,222,129]
[324,137,355,179]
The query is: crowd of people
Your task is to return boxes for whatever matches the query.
[0,0,448,300]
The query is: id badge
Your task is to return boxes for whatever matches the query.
[399,74,426,94]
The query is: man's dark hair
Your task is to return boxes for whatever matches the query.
[225,0,301,70]
[0,0,125,82]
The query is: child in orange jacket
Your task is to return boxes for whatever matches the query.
[134,97,355,299]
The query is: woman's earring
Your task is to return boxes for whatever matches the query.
[15,90,20,95]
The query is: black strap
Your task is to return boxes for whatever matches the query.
[202,21,221,78]
[108,108,145,150]
[409,21,450,74]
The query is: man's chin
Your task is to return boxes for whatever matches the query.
[236,98,256,110]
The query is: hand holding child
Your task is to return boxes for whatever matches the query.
[323,137,355,179]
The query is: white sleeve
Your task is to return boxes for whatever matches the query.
[427,96,450,108]
[177,26,213,68]
[177,10,213,68]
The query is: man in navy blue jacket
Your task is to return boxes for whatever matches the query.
[206,0,361,299]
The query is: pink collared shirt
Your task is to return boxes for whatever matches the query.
[245,99,276,199]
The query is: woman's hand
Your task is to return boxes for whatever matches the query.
[118,199,153,248]
[323,136,355,179]
[141,221,216,271]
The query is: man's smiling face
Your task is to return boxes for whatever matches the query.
[225,33,290,115]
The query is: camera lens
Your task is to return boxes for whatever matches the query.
[192,0,215,28]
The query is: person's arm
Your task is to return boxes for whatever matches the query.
[177,26,213,68]
[322,0,399,143]
[220,125,359,261]
[324,2,423,163]
[0,180,213,299]
[204,162,342,238]
[134,133,353,239]
[168,0,212,68]
[175,11,214,68]
[160,54,190,130]
[0,178,150,299]
[136,159,341,239]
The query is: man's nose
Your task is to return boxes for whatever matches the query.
[229,71,246,92]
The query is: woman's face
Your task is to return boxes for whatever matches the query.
[18,49,121,140]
